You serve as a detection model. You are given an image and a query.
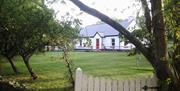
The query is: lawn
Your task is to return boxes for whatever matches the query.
[0,52,154,90]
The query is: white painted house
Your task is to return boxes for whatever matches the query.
[75,18,135,51]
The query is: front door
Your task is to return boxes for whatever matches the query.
[96,39,99,49]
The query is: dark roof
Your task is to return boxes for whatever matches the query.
[80,19,133,37]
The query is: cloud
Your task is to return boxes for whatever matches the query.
[46,0,141,27]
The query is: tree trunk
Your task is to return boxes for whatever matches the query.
[140,0,180,90]
[140,0,172,82]
[151,0,176,91]
[22,56,37,80]
[7,58,18,74]
[63,46,74,87]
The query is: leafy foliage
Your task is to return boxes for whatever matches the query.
[164,0,179,40]
[0,0,79,79]
[132,16,151,44]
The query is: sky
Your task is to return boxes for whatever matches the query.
[46,0,142,27]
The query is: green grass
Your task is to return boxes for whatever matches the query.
[0,52,153,90]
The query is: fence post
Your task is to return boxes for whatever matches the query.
[75,68,82,91]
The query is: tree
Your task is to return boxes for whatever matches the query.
[0,30,19,74]
[0,0,53,79]
[0,0,79,80]
[48,13,80,87]
[69,0,179,90]
[164,0,180,89]
[16,1,55,79]
[0,0,26,74]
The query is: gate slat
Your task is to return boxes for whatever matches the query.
[75,68,82,91]
[88,76,93,91]
[118,80,124,91]
[140,78,146,91]
[94,77,100,91]
[151,76,158,91]
[124,80,129,91]
[146,77,152,91]
[106,79,112,91]
[100,78,105,91]
[112,80,118,91]
[129,80,135,91]
[82,74,88,91]
[135,79,141,91]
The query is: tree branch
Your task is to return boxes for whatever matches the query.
[70,0,153,63]
[140,0,152,32]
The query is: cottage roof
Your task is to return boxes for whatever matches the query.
[80,18,134,37]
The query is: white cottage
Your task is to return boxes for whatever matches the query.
[75,18,135,51]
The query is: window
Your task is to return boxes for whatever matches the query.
[111,38,115,46]
[80,39,82,47]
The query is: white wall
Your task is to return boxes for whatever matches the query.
[75,35,135,50]
[75,38,91,49]
[103,36,120,49]
[120,41,135,50]
[75,33,103,50]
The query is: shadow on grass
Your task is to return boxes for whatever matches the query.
[18,76,65,83]
[0,73,72,91]
[16,77,73,91]
[133,68,154,72]
[0,83,73,91]
[38,86,73,91]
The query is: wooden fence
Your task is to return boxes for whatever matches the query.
[75,68,158,91]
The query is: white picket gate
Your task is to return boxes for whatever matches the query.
[75,68,158,91]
